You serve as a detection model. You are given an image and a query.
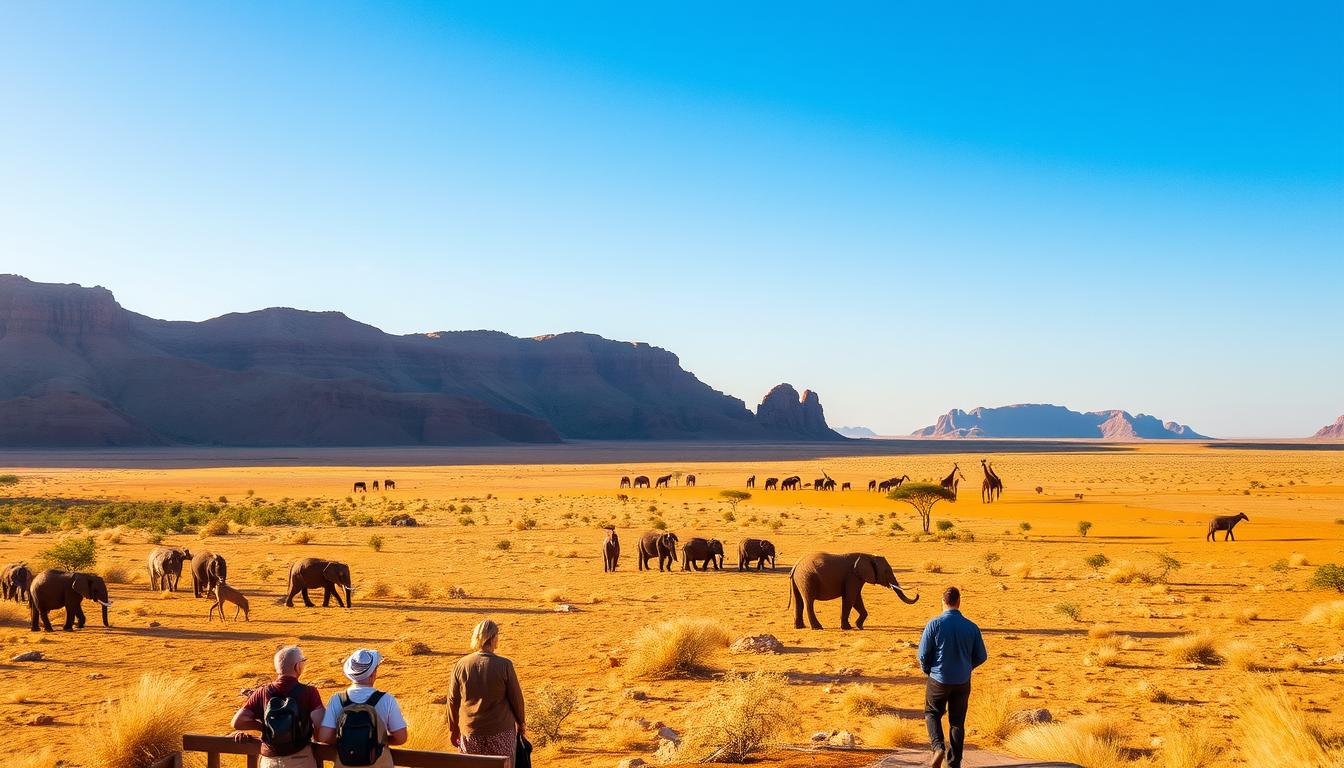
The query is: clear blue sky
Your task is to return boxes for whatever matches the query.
[2,2,1340,437]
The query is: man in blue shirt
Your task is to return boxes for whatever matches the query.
[917,586,987,768]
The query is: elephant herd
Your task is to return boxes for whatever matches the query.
[602,528,777,573]
[353,479,396,493]
[619,474,696,489]
[745,473,910,492]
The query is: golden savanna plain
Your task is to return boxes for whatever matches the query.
[1,442,1342,767]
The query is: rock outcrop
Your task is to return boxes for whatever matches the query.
[0,275,838,446]
[1311,415,1344,440]
[835,425,877,438]
[911,403,1208,440]
[755,384,843,440]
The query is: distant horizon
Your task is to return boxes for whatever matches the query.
[2,5,1339,438]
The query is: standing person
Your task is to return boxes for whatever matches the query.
[230,645,326,768]
[318,649,408,768]
[918,587,987,768]
[448,619,526,757]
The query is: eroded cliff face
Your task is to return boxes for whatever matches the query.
[755,383,843,440]
[0,275,837,445]
[1312,415,1344,440]
[910,403,1208,440]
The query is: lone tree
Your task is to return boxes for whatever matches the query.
[888,483,956,534]
[719,489,751,514]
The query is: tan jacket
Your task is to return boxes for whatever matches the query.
[447,652,525,738]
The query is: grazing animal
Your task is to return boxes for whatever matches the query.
[285,558,354,608]
[781,475,801,490]
[620,476,632,488]
[384,479,396,490]
[353,482,367,493]
[980,459,1004,503]
[191,551,227,599]
[29,570,112,631]
[655,475,672,489]
[940,464,965,500]
[1,563,33,604]
[633,475,651,489]
[764,477,779,490]
[681,538,725,571]
[787,552,919,630]
[746,475,756,489]
[372,480,380,491]
[738,538,776,571]
[686,474,696,487]
[147,547,192,592]
[602,528,620,572]
[1206,512,1249,542]
[813,477,826,491]
[841,482,851,491]
[868,480,877,492]
[878,475,909,493]
[208,581,250,622]
[637,532,679,571]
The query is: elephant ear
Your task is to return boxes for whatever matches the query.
[71,573,93,599]
[853,556,879,584]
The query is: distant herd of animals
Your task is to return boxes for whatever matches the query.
[352,479,396,493]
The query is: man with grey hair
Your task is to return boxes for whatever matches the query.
[231,644,326,767]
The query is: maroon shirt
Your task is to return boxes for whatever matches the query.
[242,675,324,757]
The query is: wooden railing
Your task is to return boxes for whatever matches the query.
[148,734,511,768]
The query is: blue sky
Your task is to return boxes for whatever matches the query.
[2,2,1340,437]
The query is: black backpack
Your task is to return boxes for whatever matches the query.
[334,690,387,767]
[261,683,313,756]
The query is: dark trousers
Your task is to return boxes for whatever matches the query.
[925,679,971,767]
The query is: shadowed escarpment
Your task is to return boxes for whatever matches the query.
[912,403,1209,440]
[0,275,839,446]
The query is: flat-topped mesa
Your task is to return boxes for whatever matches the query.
[755,383,844,440]
[911,403,1209,440]
[0,274,130,338]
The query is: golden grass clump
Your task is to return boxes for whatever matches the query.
[1237,684,1335,767]
[442,583,468,599]
[1087,623,1114,639]
[676,672,796,762]
[840,683,885,717]
[11,748,57,768]
[391,637,431,656]
[1158,727,1222,768]
[367,581,392,599]
[287,530,313,545]
[531,684,578,745]
[1105,561,1148,584]
[200,518,230,537]
[1086,638,1121,668]
[404,581,431,600]
[1165,631,1223,665]
[401,700,452,752]
[1288,552,1310,567]
[82,674,209,768]
[919,559,943,573]
[1010,562,1034,579]
[99,563,133,584]
[863,715,924,749]
[1233,607,1259,624]
[542,587,568,603]
[601,718,651,750]
[969,688,1025,745]
[626,617,731,679]
[1004,718,1128,768]
[1223,641,1262,672]
[1302,600,1344,629]
[1135,679,1173,704]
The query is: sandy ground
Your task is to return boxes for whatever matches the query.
[1,442,1342,767]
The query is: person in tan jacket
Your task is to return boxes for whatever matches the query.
[448,619,526,757]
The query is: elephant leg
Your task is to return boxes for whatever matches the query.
[792,582,806,629]
[839,593,853,630]
[62,596,77,630]
[76,602,87,629]
[301,587,315,608]
[330,584,346,608]
[854,591,869,630]
[805,595,823,630]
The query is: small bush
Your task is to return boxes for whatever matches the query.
[1054,603,1082,622]
[969,688,1024,744]
[404,581,430,600]
[840,684,885,717]
[1084,553,1110,572]
[368,535,384,552]
[1077,520,1092,537]
[457,516,475,526]
[1011,562,1034,579]
[1270,558,1290,572]
[1086,639,1121,667]
[1153,553,1183,582]
[982,551,1002,576]
[253,564,274,582]
[1232,607,1258,624]
[627,617,731,679]
[495,539,512,551]
[288,531,313,545]
[864,714,923,748]
[1237,684,1335,766]
[1307,563,1344,592]
[1301,600,1344,629]
[391,637,431,656]
[1159,726,1222,768]
[200,518,230,537]
[676,672,795,763]
[39,536,97,571]
[1224,641,1262,672]
[99,563,133,584]
[1019,521,1032,531]
[1135,679,1172,704]
[368,581,392,599]
[82,674,208,768]
[1004,720,1126,768]
[542,587,567,603]
[920,559,943,574]
[601,718,651,750]
[0,474,19,486]
[401,701,452,752]
[1288,552,1310,567]
[443,584,468,599]
[935,519,954,532]
[1166,632,1222,665]
[531,684,578,745]
[651,519,667,530]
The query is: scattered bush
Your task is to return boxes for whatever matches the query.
[542,587,567,603]
[368,535,384,552]
[677,672,795,763]
[627,617,731,679]
[1237,684,1335,766]
[1010,562,1034,579]
[404,581,430,600]
[287,531,313,545]
[864,714,924,748]
[1077,520,1092,537]
[1087,624,1114,639]
[1054,603,1082,622]
[82,674,208,768]
[1104,561,1150,584]
[367,581,392,599]
[840,684,885,717]
[1084,553,1110,572]
[1301,600,1344,629]
[1135,679,1172,704]
[601,718,651,750]
[1086,639,1120,667]
[1270,558,1290,572]
[443,584,468,599]
[935,519,954,532]
[1166,632,1222,665]
[457,515,476,526]
[1019,521,1032,532]
[1153,553,1183,582]
[391,637,431,656]
[99,563,133,584]
[1158,726,1222,768]
[1307,563,1344,592]
[0,474,19,486]
[920,559,943,574]
[1288,552,1310,567]
[39,536,97,571]
[983,551,1003,576]
[1004,719,1127,768]
[531,684,578,745]
[1232,607,1258,624]
[1223,641,1262,672]
[495,539,512,551]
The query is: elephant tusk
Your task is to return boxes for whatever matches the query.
[97,600,112,606]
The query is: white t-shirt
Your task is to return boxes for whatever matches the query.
[322,684,407,733]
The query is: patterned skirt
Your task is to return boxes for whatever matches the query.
[461,728,517,757]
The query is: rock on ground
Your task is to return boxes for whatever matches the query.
[730,634,784,654]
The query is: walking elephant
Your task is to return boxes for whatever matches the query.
[620,476,632,488]
[384,479,396,490]
[738,539,776,571]
[2,563,33,604]
[681,538,724,571]
[29,570,112,631]
[763,477,779,490]
[353,482,367,493]
[191,551,228,598]
[781,476,801,490]
[285,558,354,608]
[686,474,697,487]
[655,475,672,489]
[788,552,919,630]
[637,532,679,571]
[1207,513,1249,541]
[746,475,756,489]
[147,546,193,592]
[633,476,651,489]
[602,528,620,572]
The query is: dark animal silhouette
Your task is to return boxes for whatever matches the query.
[980,459,1003,503]
[637,532,679,571]
[867,480,877,492]
[602,528,620,572]
[1206,512,1249,542]
[655,475,672,489]
[633,475,651,488]
[372,480,380,491]
[781,476,801,490]
[940,464,965,500]
[877,476,909,493]
[620,476,632,488]
[764,477,779,490]
[738,538,777,571]
[384,479,396,490]
[841,482,851,491]
[1,563,32,604]
[746,475,756,489]
[353,482,367,493]
[681,538,724,571]
[686,474,696,487]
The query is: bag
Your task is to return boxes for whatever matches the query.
[515,733,533,768]
[334,691,387,767]
[261,683,313,756]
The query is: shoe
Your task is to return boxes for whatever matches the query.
[928,746,946,768]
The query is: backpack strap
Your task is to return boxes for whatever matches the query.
[365,691,385,708]
[339,691,351,708]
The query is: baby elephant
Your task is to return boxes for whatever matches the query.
[682,537,724,571]
[738,538,777,571]
[208,581,250,622]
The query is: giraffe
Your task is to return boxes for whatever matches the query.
[940,463,965,501]
[980,459,1003,503]
[987,461,1004,501]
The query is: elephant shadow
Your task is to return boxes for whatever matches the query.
[108,626,282,642]
[355,600,552,616]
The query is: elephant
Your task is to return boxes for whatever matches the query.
[353,482,367,493]
[787,552,919,630]
[781,476,801,490]
[868,480,878,492]
[2,563,33,604]
[372,480,381,491]
[681,538,724,571]
[763,477,779,490]
[29,570,112,631]
[147,546,193,592]
[746,475,756,489]
[384,479,396,490]
[285,558,354,608]
[841,482,851,491]
[633,476,651,489]
[620,476,632,488]
[655,475,672,489]
[686,474,697,487]
[637,532,679,571]
[1207,513,1249,542]
[738,539,776,571]
[191,551,228,598]
[602,528,620,572]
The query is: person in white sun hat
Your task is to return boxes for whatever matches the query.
[317,649,408,768]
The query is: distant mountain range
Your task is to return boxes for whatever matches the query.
[0,275,841,446]
[911,403,1209,440]
[1312,415,1344,440]
[835,426,879,438]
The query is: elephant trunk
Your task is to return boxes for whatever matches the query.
[344,585,353,608]
[100,602,110,626]
[890,584,920,604]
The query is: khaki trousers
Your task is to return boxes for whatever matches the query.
[260,748,319,768]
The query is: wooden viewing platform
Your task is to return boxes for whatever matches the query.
[148,734,511,768]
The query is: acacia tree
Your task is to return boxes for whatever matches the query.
[887,483,956,534]
[719,489,751,514]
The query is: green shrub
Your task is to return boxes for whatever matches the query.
[1308,564,1344,593]
[1054,602,1082,622]
[368,535,384,552]
[495,539,512,551]
[1077,520,1093,537]
[652,519,667,530]
[531,685,578,745]
[40,536,97,571]
[935,520,954,532]
[1084,553,1110,572]
[0,474,19,486]
[1270,558,1290,573]
[1019,521,1032,532]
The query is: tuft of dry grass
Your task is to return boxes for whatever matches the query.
[1302,600,1344,629]
[864,714,924,748]
[1224,641,1263,672]
[1288,552,1310,567]
[542,587,568,603]
[199,518,229,537]
[1237,684,1335,767]
[1010,562,1034,579]
[0,602,21,625]
[1232,607,1259,624]
[1166,632,1223,665]
[391,637,431,656]
[676,672,796,763]
[1159,726,1222,768]
[404,581,431,600]
[1086,638,1121,668]
[969,687,1025,745]
[442,583,468,599]
[99,563,133,584]
[919,559,943,573]
[1105,561,1150,584]
[11,748,57,768]
[601,718,651,750]
[1004,718,1128,768]
[367,581,392,599]
[287,530,313,545]
[626,617,731,679]
[401,700,452,752]
[9,689,31,704]
[1136,679,1173,704]
[82,674,209,768]
[840,684,885,717]
[1087,623,1114,639]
